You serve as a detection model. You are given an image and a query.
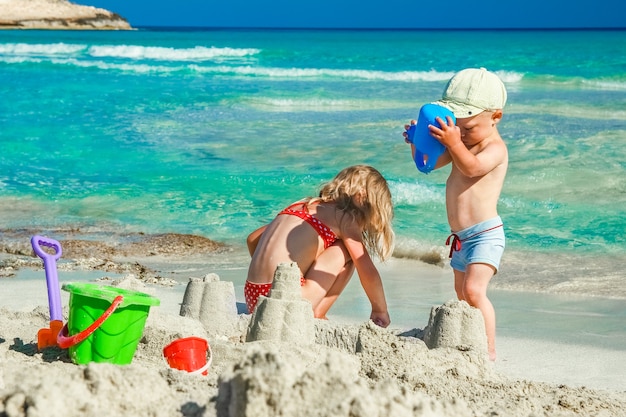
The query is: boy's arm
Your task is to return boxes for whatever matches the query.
[404,120,452,171]
[431,116,504,177]
[435,149,453,169]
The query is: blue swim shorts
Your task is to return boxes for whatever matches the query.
[447,216,505,273]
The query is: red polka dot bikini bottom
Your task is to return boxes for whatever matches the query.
[244,277,306,314]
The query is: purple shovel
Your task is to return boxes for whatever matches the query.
[31,235,64,349]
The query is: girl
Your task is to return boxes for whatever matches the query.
[245,165,395,327]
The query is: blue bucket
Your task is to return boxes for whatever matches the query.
[406,103,456,174]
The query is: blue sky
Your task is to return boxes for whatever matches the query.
[87,0,625,29]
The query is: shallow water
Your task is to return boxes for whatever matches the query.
[1,29,625,358]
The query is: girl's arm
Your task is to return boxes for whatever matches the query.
[246,225,267,256]
[342,232,390,328]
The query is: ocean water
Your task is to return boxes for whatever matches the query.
[1,29,625,337]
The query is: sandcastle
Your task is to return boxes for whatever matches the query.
[245,262,315,344]
[423,299,487,353]
[179,273,239,336]
[178,268,486,356]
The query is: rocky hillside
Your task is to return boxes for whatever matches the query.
[0,0,132,30]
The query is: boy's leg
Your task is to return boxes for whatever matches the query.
[454,263,497,361]
[301,241,354,319]
[453,270,466,300]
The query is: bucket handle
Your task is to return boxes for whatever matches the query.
[189,343,213,376]
[57,295,124,349]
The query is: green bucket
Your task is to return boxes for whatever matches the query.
[60,283,160,365]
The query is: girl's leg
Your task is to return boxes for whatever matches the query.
[301,241,354,319]
[454,264,497,361]
[311,259,355,319]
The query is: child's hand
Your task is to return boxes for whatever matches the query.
[370,310,391,328]
[429,116,462,149]
[403,120,417,144]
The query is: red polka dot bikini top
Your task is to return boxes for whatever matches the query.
[278,202,338,249]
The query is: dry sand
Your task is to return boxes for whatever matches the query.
[1,272,625,416]
[1,233,625,416]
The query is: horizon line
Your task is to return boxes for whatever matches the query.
[127,26,626,32]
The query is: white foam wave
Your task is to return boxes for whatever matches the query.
[0,42,260,63]
[495,70,524,83]
[0,42,86,56]
[0,53,453,81]
[524,74,626,92]
[88,45,261,61]
[0,45,528,86]
[191,64,456,82]
[57,58,178,74]
[391,181,444,205]
[510,103,626,119]
[261,98,355,107]
[245,97,407,112]
[0,55,195,74]
[0,56,43,64]
[581,78,626,91]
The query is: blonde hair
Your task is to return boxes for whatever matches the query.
[309,165,395,261]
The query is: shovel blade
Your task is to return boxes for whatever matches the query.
[37,320,64,350]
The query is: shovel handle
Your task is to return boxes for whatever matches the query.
[31,235,63,322]
[57,295,124,349]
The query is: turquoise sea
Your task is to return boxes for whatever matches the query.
[1,29,625,353]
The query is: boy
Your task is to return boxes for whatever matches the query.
[405,68,508,361]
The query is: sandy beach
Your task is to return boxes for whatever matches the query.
[1,231,625,417]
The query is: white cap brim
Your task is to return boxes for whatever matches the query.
[433,100,486,119]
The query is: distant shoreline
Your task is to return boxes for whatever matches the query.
[0,0,131,30]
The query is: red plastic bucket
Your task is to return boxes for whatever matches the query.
[163,337,212,376]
